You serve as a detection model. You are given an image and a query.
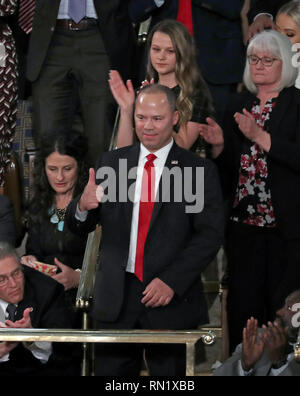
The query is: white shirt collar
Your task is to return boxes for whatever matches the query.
[139,138,174,164]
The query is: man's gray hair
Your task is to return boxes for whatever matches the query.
[244,29,298,94]
[0,242,20,264]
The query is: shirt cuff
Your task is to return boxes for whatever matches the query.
[254,13,273,21]
[154,0,165,7]
[24,341,53,364]
[238,360,254,376]
[0,352,9,362]
[75,204,88,222]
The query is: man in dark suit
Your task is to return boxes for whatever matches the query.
[27,0,136,165]
[0,242,74,376]
[66,84,224,376]
[247,0,289,39]
[129,0,245,122]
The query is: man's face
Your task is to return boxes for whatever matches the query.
[276,294,300,331]
[0,256,24,304]
[134,92,178,152]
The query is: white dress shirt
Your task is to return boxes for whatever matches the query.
[0,299,52,364]
[126,139,173,274]
[58,0,97,19]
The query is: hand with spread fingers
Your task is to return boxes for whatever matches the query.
[262,321,289,365]
[241,317,265,372]
[109,70,135,112]
[234,108,271,151]
[198,117,224,158]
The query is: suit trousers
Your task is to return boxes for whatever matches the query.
[225,220,300,353]
[94,273,186,376]
[32,26,115,166]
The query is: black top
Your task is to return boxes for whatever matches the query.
[26,211,88,270]
[172,85,214,124]
[216,86,300,239]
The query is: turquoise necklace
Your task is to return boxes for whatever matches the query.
[49,206,67,232]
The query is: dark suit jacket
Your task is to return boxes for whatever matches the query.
[0,266,73,376]
[129,0,245,84]
[216,86,300,239]
[248,0,288,22]
[27,0,136,82]
[66,143,224,328]
[0,196,15,246]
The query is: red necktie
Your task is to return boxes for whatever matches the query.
[177,0,194,36]
[19,0,36,34]
[135,153,157,282]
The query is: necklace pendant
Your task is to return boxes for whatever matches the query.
[57,221,64,232]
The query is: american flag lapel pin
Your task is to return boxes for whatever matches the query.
[171,160,179,165]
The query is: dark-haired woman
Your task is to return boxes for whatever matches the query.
[21,131,89,299]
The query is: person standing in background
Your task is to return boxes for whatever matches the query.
[129,0,245,122]
[26,0,136,166]
[247,0,289,39]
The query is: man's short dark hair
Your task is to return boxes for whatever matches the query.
[136,84,177,112]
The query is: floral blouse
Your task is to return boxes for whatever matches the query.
[230,98,277,228]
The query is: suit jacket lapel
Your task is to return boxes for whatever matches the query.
[267,87,293,137]
[15,282,37,324]
[122,144,140,233]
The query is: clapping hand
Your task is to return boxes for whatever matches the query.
[109,70,135,111]
[199,117,224,158]
[262,321,288,365]
[234,109,262,141]
[241,317,265,372]
[0,308,33,358]
[4,308,33,329]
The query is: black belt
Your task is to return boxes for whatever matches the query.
[56,18,98,31]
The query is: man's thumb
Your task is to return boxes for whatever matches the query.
[88,168,96,185]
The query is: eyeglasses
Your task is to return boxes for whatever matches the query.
[0,267,23,287]
[248,55,281,67]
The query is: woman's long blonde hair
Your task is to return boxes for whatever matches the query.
[146,20,210,127]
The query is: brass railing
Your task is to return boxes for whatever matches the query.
[0,327,221,376]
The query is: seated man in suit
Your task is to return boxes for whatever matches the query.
[66,84,224,376]
[214,290,300,376]
[0,242,75,376]
[247,0,289,39]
